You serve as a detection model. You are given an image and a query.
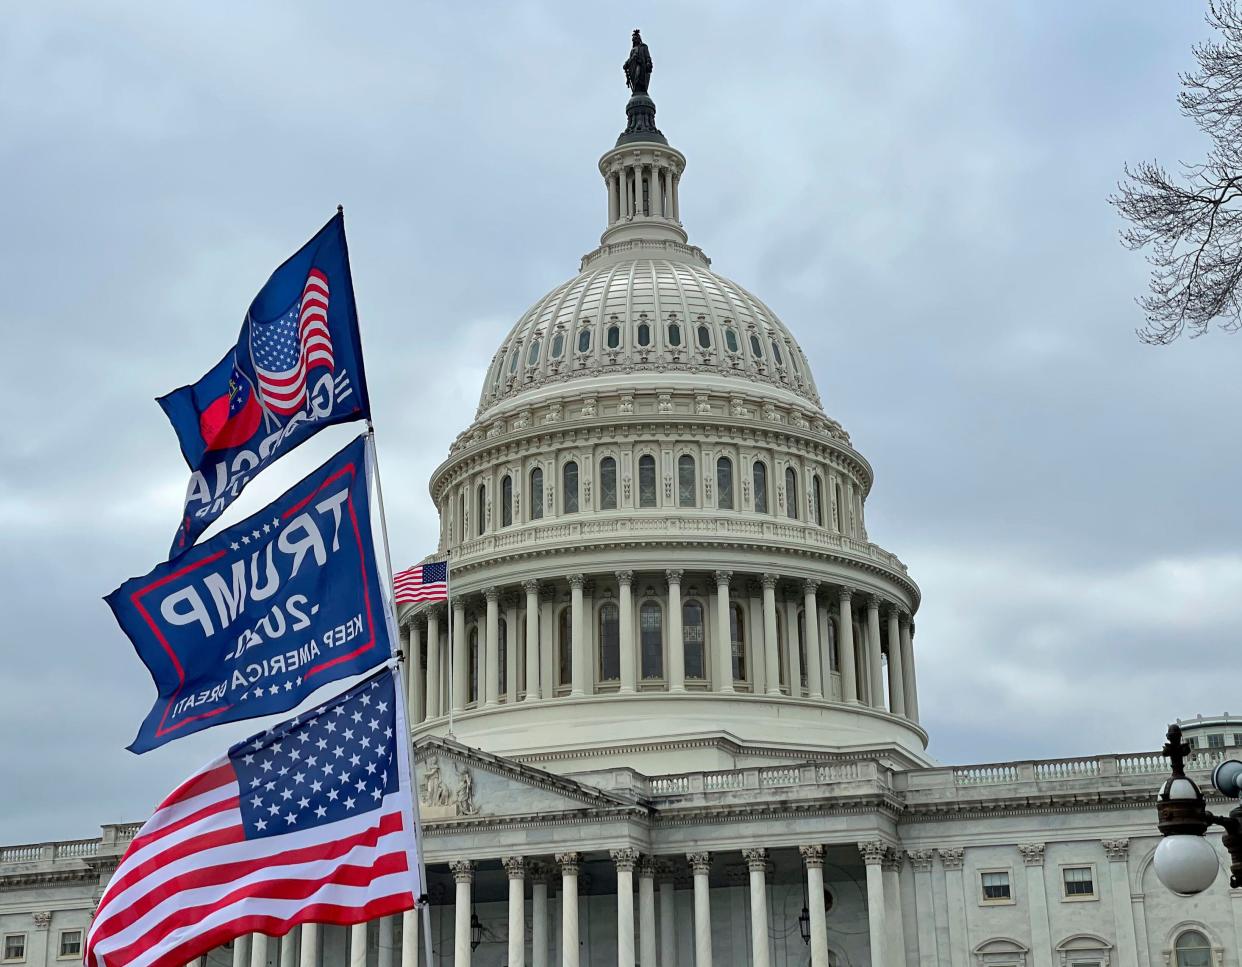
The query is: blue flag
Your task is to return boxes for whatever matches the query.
[107,435,393,753]
[159,212,370,558]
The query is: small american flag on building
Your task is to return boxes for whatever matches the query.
[250,268,334,416]
[394,561,448,605]
[85,670,420,967]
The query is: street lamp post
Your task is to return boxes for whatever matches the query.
[1153,723,1242,895]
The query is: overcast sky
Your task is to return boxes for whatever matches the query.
[4,2,1240,844]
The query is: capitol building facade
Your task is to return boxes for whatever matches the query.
[4,50,1241,967]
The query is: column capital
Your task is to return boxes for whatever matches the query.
[450,594,466,610]
[865,594,881,611]
[527,860,554,885]
[936,847,964,870]
[523,579,541,595]
[611,847,640,872]
[857,840,887,866]
[1101,838,1131,862]
[637,855,657,878]
[798,844,824,869]
[686,851,712,875]
[615,570,634,586]
[567,574,586,591]
[837,585,854,601]
[449,859,474,883]
[761,573,779,590]
[1017,843,1045,866]
[742,847,768,872]
[501,855,527,879]
[802,579,820,595]
[713,570,732,587]
[907,849,935,873]
[881,848,905,873]
[556,851,582,875]
[886,603,902,620]
[484,587,501,603]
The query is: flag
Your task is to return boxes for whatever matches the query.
[107,436,393,753]
[85,669,421,967]
[393,561,448,605]
[159,211,370,559]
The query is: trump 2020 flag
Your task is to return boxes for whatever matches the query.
[85,668,422,967]
[107,435,392,753]
[159,211,370,558]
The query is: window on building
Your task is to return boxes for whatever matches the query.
[501,475,513,527]
[476,483,486,536]
[563,461,579,513]
[529,467,544,520]
[467,627,479,703]
[730,603,747,681]
[775,611,788,688]
[458,491,466,541]
[58,932,82,959]
[1234,733,1242,747]
[527,337,542,366]
[697,324,712,349]
[1175,930,1213,967]
[668,321,682,347]
[980,871,1012,902]
[640,601,664,679]
[638,455,657,507]
[678,455,696,507]
[600,457,618,510]
[3,936,26,963]
[557,608,572,686]
[551,331,565,358]
[637,322,651,346]
[785,467,799,520]
[683,600,706,679]
[577,328,592,353]
[832,480,843,531]
[1062,866,1094,899]
[797,609,809,689]
[753,460,768,513]
[509,348,521,374]
[724,327,739,353]
[1209,733,1225,749]
[717,457,734,509]
[599,603,620,681]
[498,618,508,695]
[770,339,784,365]
[812,474,824,526]
[749,333,763,358]
[606,324,621,349]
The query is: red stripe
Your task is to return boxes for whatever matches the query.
[152,763,235,814]
[129,792,238,857]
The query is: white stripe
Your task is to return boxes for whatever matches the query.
[141,774,235,839]
[303,277,329,297]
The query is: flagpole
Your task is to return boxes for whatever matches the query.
[363,424,434,967]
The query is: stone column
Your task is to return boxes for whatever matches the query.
[1018,845,1053,967]
[612,849,638,967]
[556,853,581,967]
[233,935,251,967]
[687,852,713,967]
[568,576,586,697]
[908,850,939,967]
[885,608,907,718]
[349,924,366,967]
[859,842,887,967]
[618,571,637,693]
[747,581,766,695]
[817,605,832,698]
[401,911,417,967]
[657,862,677,967]
[713,571,734,692]
[667,570,686,692]
[938,849,967,967]
[539,586,556,700]
[743,849,771,967]
[802,582,823,699]
[503,856,527,967]
[484,588,501,707]
[299,925,320,967]
[761,575,781,695]
[451,859,474,967]
[784,592,802,697]
[652,167,664,217]
[524,581,541,702]
[378,918,393,967]
[1102,840,1139,966]
[800,846,829,967]
[531,863,550,967]
[836,589,858,703]
[505,595,519,701]
[881,849,906,967]
[251,934,269,967]
[451,597,467,711]
[901,616,919,723]
[425,609,442,718]
[637,856,657,967]
[865,597,884,710]
[408,621,425,725]
[608,170,620,223]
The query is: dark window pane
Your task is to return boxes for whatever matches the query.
[785,467,798,520]
[578,329,591,353]
[599,604,620,681]
[753,461,768,514]
[558,609,572,685]
[600,457,618,510]
[668,323,682,346]
[812,475,823,526]
[641,602,663,679]
[678,455,696,507]
[551,332,565,358]
[509,349,520,373]
[468,628,479,702]
[683,600,705,679]
[730,603,746,680]
[637,323,651,346]
[498,618,508,691]
[530,468,544,520]
[477,484,487,535]
[527,339,541,365]
[771,339,784,365]
[724,328,739,353]
[639,455,657,507]
[607,325,620,349]
[797,610,808,688]
[749,334,763,358]
[563,462,579,513]
[697,325,711,348]
[501,476,513,527]
[717,457,733,509]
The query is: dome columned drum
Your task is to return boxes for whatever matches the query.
[403,86,928,775]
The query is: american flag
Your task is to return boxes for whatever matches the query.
[85,670,420,967]
[393,561,448,605]
[250,268,334,417]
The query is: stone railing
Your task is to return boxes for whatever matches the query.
[645,760,884,801]
[1,824,141,869]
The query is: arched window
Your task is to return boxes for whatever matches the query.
[683,600,706,680]
[600,457,618,510]
[668,321,682,346]
[753,460,768,514]
[640,601,664,679]
[638,455,657,508]
[832,480,843,531]
[476,483,486,535]
[527,338,542,366]
[557,608,572,686]
[563,461,579,513]
[749,333,763,359]
[770,339,784,365]
[498,617,508,694]
[501,475,513,527]
[551,331,565,358]
[598,603,620,682]
[457,492,466,542]
[678,455,696,507]
[797,609,809,690]
[729,603,747,681]
[716,457,734,509]
[637,322,651,346]
[1175,930,1212,967]
[724,327,739,353]
[529,467,544,521]
[696,324,712,349]
[468,627,479,703]
[812,474,824,527]
[606,324,621,349]
[785,467,798,520]
[577,328,591,354]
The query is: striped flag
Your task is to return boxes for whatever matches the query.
[394,561,448,605]
[85,670,420,967]
[250,268,335,416]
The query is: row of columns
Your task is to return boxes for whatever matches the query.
[606,162,679,223]
[403,573,919,725]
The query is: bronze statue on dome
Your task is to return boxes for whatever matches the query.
[624,29,653,95]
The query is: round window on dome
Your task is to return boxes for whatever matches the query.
[724,327,739,354]
[637,322,651,347]
[696,325,711,349]
[668,322,682,347]
[606,324,620,350]
[551,332,565,358]
[749,334,763,359]
[527,338,542,366]
[577,329,592,354]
